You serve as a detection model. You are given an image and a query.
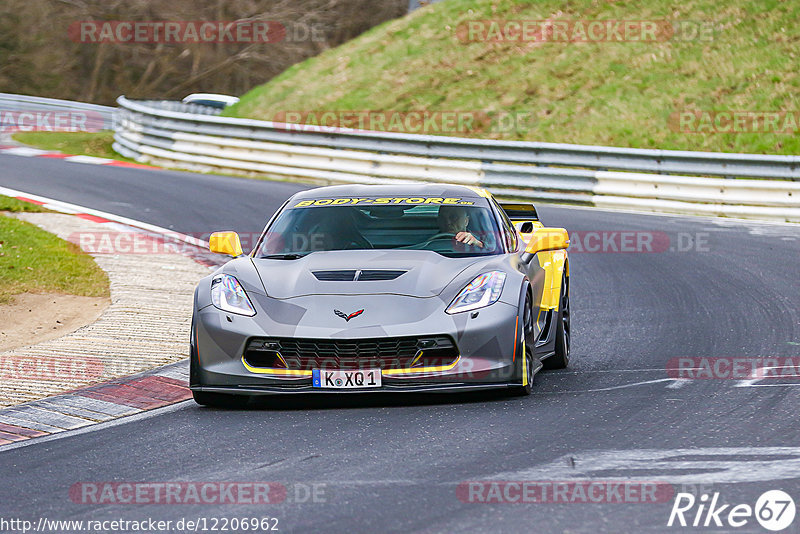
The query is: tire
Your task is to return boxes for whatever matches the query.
[510,294,535,396]
[189,317,200,387]
[192,390,249,408]
[543,272,570,370]
[189,318,249,408]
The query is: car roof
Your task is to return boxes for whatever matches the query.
[289,184,491,202]
[182,93,240,105]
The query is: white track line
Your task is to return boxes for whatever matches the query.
[0,147,50,157]
[63,155,114,165]
[0,185,207,248]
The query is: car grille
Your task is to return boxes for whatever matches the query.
[244,336,458,370]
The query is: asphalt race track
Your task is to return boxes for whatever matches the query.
[2,152,800,533]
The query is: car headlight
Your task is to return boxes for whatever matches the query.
[446,271,506,314]
[210,274,256,316]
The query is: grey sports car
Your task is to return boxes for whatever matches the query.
[190,184,570,406]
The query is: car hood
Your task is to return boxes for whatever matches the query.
[251,250,485,299]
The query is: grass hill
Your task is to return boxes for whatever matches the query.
[225,0,800,155]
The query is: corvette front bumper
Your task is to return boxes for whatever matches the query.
[191,293,523,395]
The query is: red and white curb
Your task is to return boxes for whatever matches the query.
[0,361,191,446]
[0,187,223,447]
[0,144,156,170]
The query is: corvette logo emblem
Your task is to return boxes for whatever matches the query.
[334,309,364,322]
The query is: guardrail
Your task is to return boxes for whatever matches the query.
[0,93,115,131]
[112,96,800,222]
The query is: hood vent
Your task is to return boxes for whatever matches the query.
[313,270,407,281]
[313,270,357,281]
[358,270,407,281]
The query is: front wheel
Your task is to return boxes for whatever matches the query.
[543,273,570,370]
[510,294,535,396]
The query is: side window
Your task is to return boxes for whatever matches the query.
[490,198,517,252]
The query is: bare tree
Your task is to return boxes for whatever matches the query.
[0,0,407,104]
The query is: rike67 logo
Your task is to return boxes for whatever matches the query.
[668,490,796,531]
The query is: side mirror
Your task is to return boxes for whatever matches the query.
[520,228,569,263]
[209,231,243,257]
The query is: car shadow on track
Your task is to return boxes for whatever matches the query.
[196,389,520,412]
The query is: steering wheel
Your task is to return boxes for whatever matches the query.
[415,232,458,251]
[424,232,457,243]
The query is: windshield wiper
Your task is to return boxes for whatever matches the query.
[262,253,309,260]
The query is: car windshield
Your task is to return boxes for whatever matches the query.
[257,196,503,258]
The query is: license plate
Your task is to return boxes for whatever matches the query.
[312,369,382,389]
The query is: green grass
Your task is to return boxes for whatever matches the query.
[0,195,48,213]
[0,200,109,304]
[11,131,136,162]
[225,0,800,155]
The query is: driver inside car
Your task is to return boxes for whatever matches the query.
[435,205,484,248]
